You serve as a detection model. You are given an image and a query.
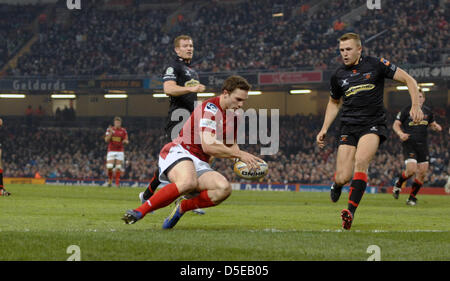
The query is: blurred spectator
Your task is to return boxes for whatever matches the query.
[25,105,33,128]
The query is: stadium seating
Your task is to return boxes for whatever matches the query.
[3,0,448,76]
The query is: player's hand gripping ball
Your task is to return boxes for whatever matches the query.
[233,159,268,180]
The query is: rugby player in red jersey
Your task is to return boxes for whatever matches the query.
[122,75,263,228]
[104,116,129,187]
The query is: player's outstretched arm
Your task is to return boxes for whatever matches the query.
[164,81,206,97]
[393,68,423,122]
[316,97,341,148]
[200,131,262,170]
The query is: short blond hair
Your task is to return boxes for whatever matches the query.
[339,33,362,47]
[174,35,193,48]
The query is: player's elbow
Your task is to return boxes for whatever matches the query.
[201,143,214,156]
[392,121,400,130]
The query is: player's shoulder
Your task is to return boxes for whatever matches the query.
[202,97,221,114]
[330,65,347,84]
[363,55,380,64]
[401,105,412,113]
[365,55,395,69]
[163,59,182,77]
[332,63,347,76]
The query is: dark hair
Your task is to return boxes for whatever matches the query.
[221,75,251,93]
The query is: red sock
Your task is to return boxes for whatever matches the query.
[108,169,113,181]
[115,170,121,186]
[135,183,180,216]
[180,190,215,213]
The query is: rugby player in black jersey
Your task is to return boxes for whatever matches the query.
[139,35,206,214]
[316,33,424,230]
[0,118,11,196]
[392,88,442,205]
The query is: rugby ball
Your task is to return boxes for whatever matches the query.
[233,160,268,180]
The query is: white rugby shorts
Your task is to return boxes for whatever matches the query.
[158,143,213,185]
[106,151,125,162]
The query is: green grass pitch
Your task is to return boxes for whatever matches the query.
[1,184,449,261]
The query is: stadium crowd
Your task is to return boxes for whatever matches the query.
[1,111,448,187]
[0,4,44,69]
[3,0,449,76]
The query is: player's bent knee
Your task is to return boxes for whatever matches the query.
[106,163,114,169]
[176,177,198,194]
[217,181,232,198]
[210,181,232,204]
[335,172,352,186]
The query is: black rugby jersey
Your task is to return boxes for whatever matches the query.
[396,105,434,143]
[330,55,397,126]
[162,56,200,137]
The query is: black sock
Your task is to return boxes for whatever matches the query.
[347,172,367,215]
[0,168,3,189]
[333,182,343,189]
[409,179,423,199]
[143,170,160,200]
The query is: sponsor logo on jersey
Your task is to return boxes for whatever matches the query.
[111,136,122,142]
[344,84,376,97]
[184,79,200,87]
[205,102,218,115]
[363,72,372,79]
[370,126,378,132]
[340,135,348,142]
[380,58,390,66]
[408,120,429,126]
[166,67,174,75]
[163,67,176,79]
[350,69,360,77]
[199,118,217,130]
